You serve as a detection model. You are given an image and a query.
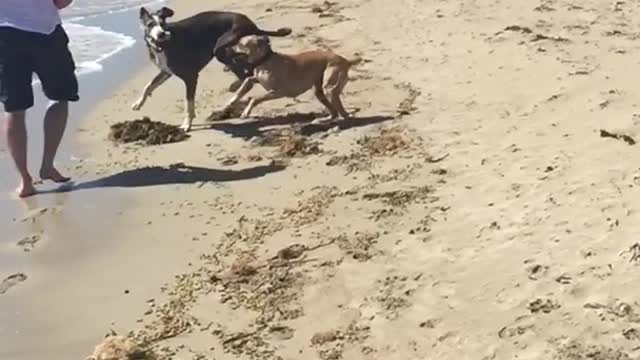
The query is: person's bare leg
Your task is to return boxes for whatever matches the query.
[39,100,70,183]
[4,111,36,197]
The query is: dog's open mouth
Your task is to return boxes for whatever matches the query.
[145,36,166,52]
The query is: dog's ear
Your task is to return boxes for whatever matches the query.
[139,7,151,20]
[158,7,175,19]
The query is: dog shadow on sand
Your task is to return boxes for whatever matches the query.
[200,109,395,141]
[42,162,285,194]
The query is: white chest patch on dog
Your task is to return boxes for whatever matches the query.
[255,68,275,89]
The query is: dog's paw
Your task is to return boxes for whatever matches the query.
[240,109,252,118]
[131,99,144,111]
[180,122,192,132]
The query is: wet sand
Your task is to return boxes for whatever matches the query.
[7,0,640,359]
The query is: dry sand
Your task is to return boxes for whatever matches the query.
[9,0,640,358]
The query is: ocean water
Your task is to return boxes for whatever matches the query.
[60,0,163,75]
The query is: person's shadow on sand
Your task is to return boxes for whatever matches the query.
[44,162,285,193]
[203,112,395,141]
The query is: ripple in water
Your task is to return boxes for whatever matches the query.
[62,0,164,21]
[64,23,135,75]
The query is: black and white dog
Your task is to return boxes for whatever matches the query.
[133,7,292,131]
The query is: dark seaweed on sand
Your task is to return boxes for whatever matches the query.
[109,117,190,146]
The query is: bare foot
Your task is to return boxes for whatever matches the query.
[39,167,71,183]
[16,179,36,198]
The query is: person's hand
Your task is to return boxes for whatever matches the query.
[53,0,73,9]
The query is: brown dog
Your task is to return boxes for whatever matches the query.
[213,35,361,122]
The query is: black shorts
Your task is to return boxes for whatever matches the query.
[0,25,79,113]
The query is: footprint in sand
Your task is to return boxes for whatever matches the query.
[0,273,27,295]
[525,262,549,280]
[528,298,560,314]
[498,315,536,339]
[266,325,295,341]
[20,206,62,223]
[17,232,43,252]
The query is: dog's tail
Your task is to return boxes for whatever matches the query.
[257,27,293,37]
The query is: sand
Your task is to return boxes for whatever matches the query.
[6,0,640,358]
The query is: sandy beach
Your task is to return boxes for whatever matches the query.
[6,0,640,358]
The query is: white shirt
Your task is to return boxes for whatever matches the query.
[0,0,61,34]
